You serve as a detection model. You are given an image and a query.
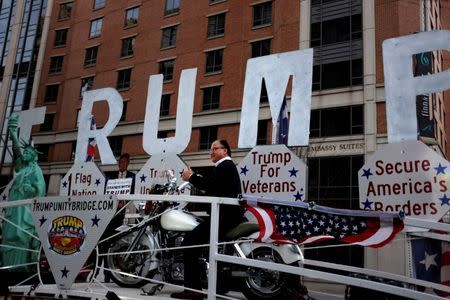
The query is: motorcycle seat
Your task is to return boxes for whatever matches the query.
[224,222,260,241]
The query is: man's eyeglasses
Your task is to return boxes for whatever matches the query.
[209,147,224,152]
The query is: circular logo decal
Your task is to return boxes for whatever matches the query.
[48,216,86,255]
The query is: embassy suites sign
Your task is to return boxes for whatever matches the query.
[308,141,364,157]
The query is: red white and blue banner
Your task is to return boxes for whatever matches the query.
[241,195,404,248]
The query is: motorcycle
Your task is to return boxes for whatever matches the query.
[102,178,305,299]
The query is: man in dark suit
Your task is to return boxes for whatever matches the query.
[171,139,245,299]
[102,153,135,282]
[111,153,135,189]
[106,153,136,225]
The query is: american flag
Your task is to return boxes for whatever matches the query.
[277,98,288,145]
[411,221,450,297]
[241,195,404,248]
[86,115,96,162]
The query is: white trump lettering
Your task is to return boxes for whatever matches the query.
[383,30,450,143]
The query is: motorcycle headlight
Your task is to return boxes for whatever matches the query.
[137,201,147,216]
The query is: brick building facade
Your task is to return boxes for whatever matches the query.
[3,0,449,272]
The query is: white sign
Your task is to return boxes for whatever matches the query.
[73,50,314,163]
[238,144,307,202]
[383,30,450,143]
[2,108,45,164]
[59,162,106,196]
[75,88,123,165]
[143,69,196,155]
[105,178,132,195]
[32,195,117,289]
[238,49,313,148]
[358,141,450,226]
[135,154,189,195]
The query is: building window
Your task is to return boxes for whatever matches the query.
[253,1,272,27]
[307,155,364,267]
[58,2,73,20]
[257,120,268,145]
[311,0,363,90]
[160,94,171,116]
[93,0,105,10]
[309,105,363,138]
[35,144,50,162]
[260,79,268,103]
[44,84,59,103]
[158,131,168,139]
[76,108,81,127]
[205,49,223,74]
[199,126,218,150]
[121,36,135,58]
[80,76,94,98]
[84,46,98,67]
[49,56,64,74]
[159,59,174,82]
[89,18,103,38]
[120,101,128,121]
[40,114,55,132]
[117,68,132,90]
[161,26,177,48]
[71,142,77,160]
[124,6,139,27]
[108,136,123,157]
[207,13,225,38]
[251,39,271,57]
[165,0,180,15]
[202,86,220,110]
[54,29,68,47]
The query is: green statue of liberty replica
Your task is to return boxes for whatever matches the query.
[2,113,45,272]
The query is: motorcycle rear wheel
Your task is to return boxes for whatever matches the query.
[105,234,156,288]
[240,247,301,300]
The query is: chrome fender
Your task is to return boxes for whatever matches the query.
[144,230,161,272]
[235,232,304,265]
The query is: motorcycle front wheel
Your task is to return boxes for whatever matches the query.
[105,232,157,288]
[240,247,301,300]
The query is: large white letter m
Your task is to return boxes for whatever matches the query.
[238,49,313,148]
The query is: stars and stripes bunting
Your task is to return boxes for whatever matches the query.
[241,195,404,248]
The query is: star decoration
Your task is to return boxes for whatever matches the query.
[39,215,47,226]
[61,266,69,278]
[2,194,7,201]
[434,163,447,175]
[293,191,303,201]
[240,166,249,176]
[95,179,101,186]
[91,214,100,227]
[140,174,147,183]
[361,198,373,210]
[419,251,438,271]
[62,181,68,188]
[361,168,373,179]
[439,194,450,206]
[288,167,298,177]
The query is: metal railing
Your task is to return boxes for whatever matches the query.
[1,194,450,300]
